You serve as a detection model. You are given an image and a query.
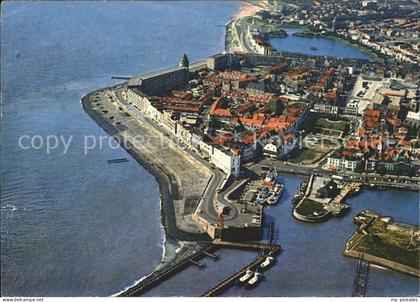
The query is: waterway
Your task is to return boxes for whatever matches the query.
[139,176,419,297]
[1,1,239,296]
[270,27,373,60]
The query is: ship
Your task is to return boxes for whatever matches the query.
[262,168,278,186]
[310,46,318,51]
[247,272,263,288]
[239,269,254,283]
[255,186,270,205]
[257,169,283,205]
[266,183,284,205]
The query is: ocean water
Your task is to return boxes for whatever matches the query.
[141,176,419,297]
[222,176,419,297]
[1,1,239,296]
[271,27,373,60]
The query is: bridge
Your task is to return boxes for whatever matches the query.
[352,255,370,297]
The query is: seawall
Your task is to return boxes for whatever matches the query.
[81,89,209,242]
[344,250,420,278]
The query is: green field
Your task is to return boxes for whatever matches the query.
[316,118,348,132]
[355,235,419,269]
[289,138,336,164]
[295,199,325,217]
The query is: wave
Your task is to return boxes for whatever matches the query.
[111,196,167,297]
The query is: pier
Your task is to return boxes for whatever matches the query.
[202,236,280,297]
[212,239,280,254]
[352,255,370,297]
[201,253,269,297]
[119,244,218,297]
[111,76,131,80]
[107,158,129,164]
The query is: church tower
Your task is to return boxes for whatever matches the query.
[179,53,189,68]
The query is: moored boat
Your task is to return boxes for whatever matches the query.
[267,183,284,205]
[262,169,278,186]
[247,272,263,288]
[239,269,254,283]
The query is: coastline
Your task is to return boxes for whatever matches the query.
[81,4,247,294]
[225,1,383,63]
[81,88,210,295]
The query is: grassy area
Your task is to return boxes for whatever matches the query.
[316,128,342,137]
[355,235,419,269]
[316,118,348,132]
[289,145,333,164]
[295,198,325,217]
[250,17,287,37]
[290,138,336,164]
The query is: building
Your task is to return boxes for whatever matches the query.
[313,103,339,115]
[128,66,188,95]
[406,111,420,125]
[327,152,362,171]
[207,53,232,71]
[316,180,339,198]
[124,85,242,177]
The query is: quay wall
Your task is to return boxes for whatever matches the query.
[192,213,263,241]
[82,90,209,242]
[344,250,420,278]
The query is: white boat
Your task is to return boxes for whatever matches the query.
[262,169,278,186]
[247,272,263,287]
[239,269,254,283]
[255,187,270,205]
[260,256,275,268]
[267,184,284,205]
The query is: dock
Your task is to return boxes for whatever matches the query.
[202,237,280,297]
[352,255,370,297]
[202,253,269,297]
[107,158,129,164]
[212,239,280,254]
[111,76,132,80]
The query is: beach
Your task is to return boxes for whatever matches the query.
[233,1,264,20]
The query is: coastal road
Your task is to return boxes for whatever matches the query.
[113,89,238,223]
[251,158,419,191]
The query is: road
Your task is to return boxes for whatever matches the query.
[251,157,419,191]
[113,88,238,224]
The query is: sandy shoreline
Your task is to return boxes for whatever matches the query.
[233,1,264,20]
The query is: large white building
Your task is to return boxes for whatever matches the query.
[124,87,241,177]
[128,66,188,95]
[327,155,361,171]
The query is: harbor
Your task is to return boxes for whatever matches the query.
[292,174,361,222]
[81,54,419,295]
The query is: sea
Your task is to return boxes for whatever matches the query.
[1,1,418,297]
